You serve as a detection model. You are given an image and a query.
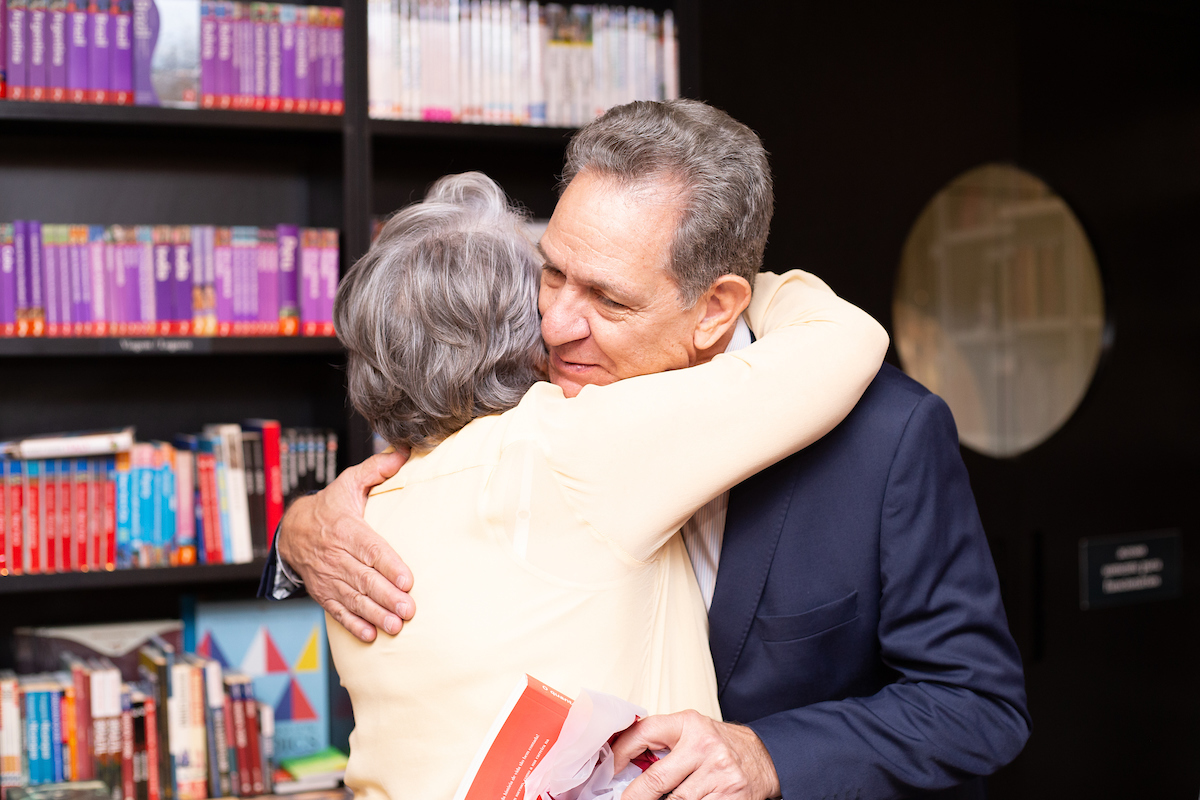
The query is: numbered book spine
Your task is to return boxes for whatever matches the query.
[172,225,193,335]
[88,0,109,101]
[1,223,16,337]
[67,0,86,101]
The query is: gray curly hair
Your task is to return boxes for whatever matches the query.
[335,172,546,450]
[562,99,774,306]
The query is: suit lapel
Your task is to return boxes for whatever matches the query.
[709,456,798,696]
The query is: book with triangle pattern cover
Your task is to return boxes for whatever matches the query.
[185,598,329,761]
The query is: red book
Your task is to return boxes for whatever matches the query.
[455,676,573,800]
[25,460,43,573]
[227,676,252,796]
[242,419,282,543]
[144,693,160,800]
[88,458,103,571]
[242,687,264,794]
[56,459,71,572]
[73,458,90,571]
[6,462,24,575]
[195,449,223,564]
[103,457,117,571]
[44,460,59,572]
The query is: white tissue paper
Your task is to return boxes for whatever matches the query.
[522,689,669,800]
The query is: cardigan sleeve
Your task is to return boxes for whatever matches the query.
[529,269,889,562]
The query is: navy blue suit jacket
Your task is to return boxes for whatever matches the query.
[712,363,1030,799]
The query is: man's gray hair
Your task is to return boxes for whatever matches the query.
[562,98,774,306]
[335,172,545,450]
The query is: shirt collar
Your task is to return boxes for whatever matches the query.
[725,316,753,354]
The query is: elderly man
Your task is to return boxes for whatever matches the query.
[261,99,1030,800]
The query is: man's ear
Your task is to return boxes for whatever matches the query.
[693,274,753,352]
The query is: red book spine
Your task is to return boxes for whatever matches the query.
[88,459,102,571]
[57,462,72,572]
[45,464,59,572]
[251,421,282,544]
[196,452,223,564]
[26,462,42,573]
[74,460,89,571]
[242,691,263,794]
[144,695,160,800]
[73,665,93,781]
[104,459,117,571]
[8,467,23,575]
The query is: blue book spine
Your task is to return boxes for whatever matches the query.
[48,686,62,783]
[25,688,40,784]
[115,449,133,568]
[137,448,155,566]
[37,689,51,785]
[159,444,176,563]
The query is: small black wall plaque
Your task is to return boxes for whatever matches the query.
[1079,529,1182,610]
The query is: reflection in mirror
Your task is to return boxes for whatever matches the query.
[894,164,1105,458]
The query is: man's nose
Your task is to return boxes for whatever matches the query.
[540,288,590,347]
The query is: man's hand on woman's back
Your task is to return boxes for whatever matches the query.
[277,450,415,642]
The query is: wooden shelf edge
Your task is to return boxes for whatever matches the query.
[0,559,267,594]
[0,336,345,358]
[0,101,343,132]
[370,117,575,146]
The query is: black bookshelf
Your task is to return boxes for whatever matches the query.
[0,560,267,595]
[0,0,697,644]
[0,337,344,358]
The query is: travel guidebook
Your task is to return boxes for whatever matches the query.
[455,676,666,800]
[185,598,328,762]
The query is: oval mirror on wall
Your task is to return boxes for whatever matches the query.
[894,164,1106,458]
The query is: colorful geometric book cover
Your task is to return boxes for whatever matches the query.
[187,598,329,762]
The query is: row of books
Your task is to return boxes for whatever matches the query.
[0,0,344,112]
[367,1,679,127]
[0,422,339,576]
[5,603,338,799]
[0,222,339,338]
[2,635,277,799]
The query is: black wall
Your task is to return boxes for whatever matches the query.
[694,2,1200,797]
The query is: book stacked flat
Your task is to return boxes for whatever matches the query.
[0,421,338,575]
[0,0,344,113]
[0,222,338,339]
[367,1,679,127]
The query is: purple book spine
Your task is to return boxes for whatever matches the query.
[137,226,155,331]
[27,221,43,333]
[317,7,329,110]
[103,228,118,333]
[214,0,229,104]
[42,226,58,335]
[131,0,155,105]
[8,0,27,100]
[89,0,110,102]
[256,227,277,334]
[251,2,264,108]
[214,228,232,335]
[331,6,341,110]
[1,0,7,97]
[298,228,318,332]
[303,6,316,110]
[318,228,336,332]
[88,225,106,334]
[0,225,14,335]
[199,0,213,104]
[265,5,278,110]
[109,0,130,102]
[152,227,173,334]
[278,2,293,110]
[292,4,306,111]
[27,0,45,100]
[67,0,87,101]
[275,224,297,334]
[239,3,253,108]
[121,233,139,333]
[110,229,127,332]
[58,229,72,332]
[13,221,28,326]
[70,229,87,333]
[47,0,64,100]
[173,228,192,334]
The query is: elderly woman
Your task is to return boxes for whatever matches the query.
[327,171,887,800]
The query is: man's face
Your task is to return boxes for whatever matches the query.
[538,171,703,398]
